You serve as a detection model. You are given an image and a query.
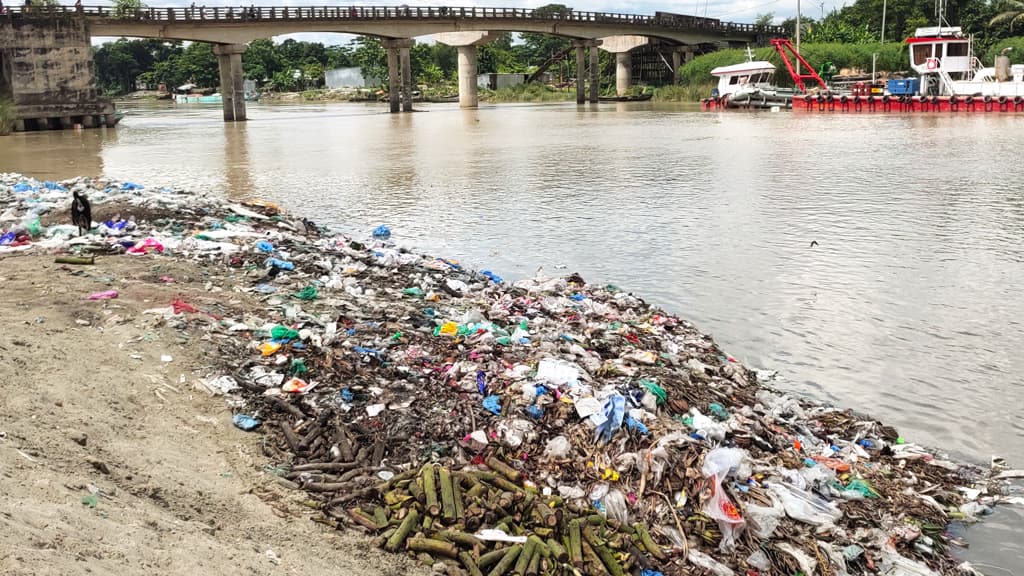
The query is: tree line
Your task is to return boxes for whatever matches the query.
[93,4,586,95]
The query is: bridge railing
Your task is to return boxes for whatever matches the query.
[1,5,784,35]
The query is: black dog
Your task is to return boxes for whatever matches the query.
[71,190,92,236]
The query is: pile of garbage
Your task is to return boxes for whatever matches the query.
[3,173,1020,576]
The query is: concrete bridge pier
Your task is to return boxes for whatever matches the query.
[213,43,247,121]
[599,35,649,96]
[435,32,497,108]
[572,40,602,104]
[383,38,414,113]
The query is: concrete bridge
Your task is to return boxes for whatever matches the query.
[0,5,782,128]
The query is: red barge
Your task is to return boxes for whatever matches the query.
[704,26,1024,114]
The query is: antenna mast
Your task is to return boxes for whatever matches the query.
[935,0,949,27]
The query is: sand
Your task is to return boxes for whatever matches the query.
[0,253,430,576]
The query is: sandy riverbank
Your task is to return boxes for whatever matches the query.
[0,253,429,576]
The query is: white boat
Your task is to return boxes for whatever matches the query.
[908,26,1024,97]
[708,48,797,109]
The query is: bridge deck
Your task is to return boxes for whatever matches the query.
[2,5,784,37]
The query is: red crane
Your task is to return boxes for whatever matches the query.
[770,38,828,92]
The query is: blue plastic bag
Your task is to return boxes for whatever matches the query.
[625,416,649,435]
[480,270,503,283]
[256,240,274,253]
[372,224,391,239]
[232,414,261,431]
[482,395,502,415]
[266,258,294,270]
[594,394,625,443]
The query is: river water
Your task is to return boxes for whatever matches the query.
[2,101,1022,569]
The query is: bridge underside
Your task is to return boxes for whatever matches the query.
[89,20,764,46]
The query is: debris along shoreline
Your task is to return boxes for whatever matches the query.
[2,174,1019,576]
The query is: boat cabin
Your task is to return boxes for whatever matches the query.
[709,61,777,97]
[906,26,974,77]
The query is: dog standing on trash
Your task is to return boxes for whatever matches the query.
[70,190,92,236]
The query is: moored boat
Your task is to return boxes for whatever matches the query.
[702,48,798,109]
[795,26,1024,113]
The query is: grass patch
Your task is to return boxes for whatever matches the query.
[653,84,715,102]
[481,82,575,103]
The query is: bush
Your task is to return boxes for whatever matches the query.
[983,36,1024,65]
[0,99,15,136]
[481,82,574,102]
[653,83,716,101]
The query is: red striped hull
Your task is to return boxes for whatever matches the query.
[793,95,1024,113]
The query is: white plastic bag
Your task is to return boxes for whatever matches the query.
[543,435,572,458]
[688,550,736,576]
[769,482,843,527]
[701,447,751,480]
[603,489,629,525]
[747,493,786,539]
[703,474,746,551]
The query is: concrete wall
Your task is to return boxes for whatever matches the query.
[324,67,380,89]
[0,18,114,127]
[477,73,529,90]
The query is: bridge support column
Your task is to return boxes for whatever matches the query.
[383,38,415,113]
[434,32,498,109]
[574,45,585,104]
[213,44,247,122]
[597,36,648,95]
[456,46,478,108]
[213,43,247,122]
[400,45,413,112]
[573,39,603,103]
[615,53,631,96]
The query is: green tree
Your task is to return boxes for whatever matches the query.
[243,38,283,86]
[113,0,145,19]
[990,0,1024,32]
[755,12,775,27]
[519,4,574,68]
[352,36,387,86]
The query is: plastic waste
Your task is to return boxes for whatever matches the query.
[535,358,579,386]
[256,240,274,252]
[86,290,119,300]
[126,237,164,255]
[543,435,572,458]
[371,224,391,239]
[24,216,41,237]
[769,481,843,527]
[746,495,786,539]
[291,285,318,300]
[480,270,503,283]
[603,488,629,525]
[593,394,625,443]
[687,550,735,576]
[266,257,294,270]
[482,395,502,415]
[746,549,771,571]
[232,414,261,431]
